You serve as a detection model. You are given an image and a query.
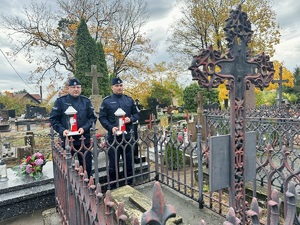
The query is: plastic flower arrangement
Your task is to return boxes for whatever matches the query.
[20,152,48,179]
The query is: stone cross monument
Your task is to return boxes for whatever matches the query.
[189,5,274,223]
[85,65,103,95]
[85,65,106,134]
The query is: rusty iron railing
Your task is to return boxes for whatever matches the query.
[50,105,300,224]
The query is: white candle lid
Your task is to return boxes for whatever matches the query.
[114,108,125,116]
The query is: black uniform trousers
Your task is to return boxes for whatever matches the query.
[108,139,133,188]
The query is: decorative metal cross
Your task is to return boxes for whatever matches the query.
[189,5,274,222]
[272,66,289,106]
[85,65,103,95]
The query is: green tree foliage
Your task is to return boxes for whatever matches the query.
[75,18,110,97]
[148,81,173,107]
[75,18,95,97]
[183,83,219,112]
[0,93,31,116]
[96,42,110,97]
[15,89,28,94]
[256,91,276,106]
[283,66,300,104]
[293,66,300,86]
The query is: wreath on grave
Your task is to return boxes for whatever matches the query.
[19,152,49,179]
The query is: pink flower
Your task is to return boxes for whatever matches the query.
[35,158,44,166]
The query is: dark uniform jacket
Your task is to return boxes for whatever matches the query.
[49,94,97,145]
[99,93,140,141]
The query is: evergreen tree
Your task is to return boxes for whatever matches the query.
[75,18,110,97]
[183,83,219,112]
[75,18,94,96]
[95,41,110,97]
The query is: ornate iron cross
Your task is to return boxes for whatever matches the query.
[189,5,274,222]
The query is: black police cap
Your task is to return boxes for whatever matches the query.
[111,77,123,85]
[68,78,81,86]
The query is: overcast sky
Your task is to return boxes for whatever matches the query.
[0,0,300,96]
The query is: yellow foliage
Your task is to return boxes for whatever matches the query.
[217,83,229,103]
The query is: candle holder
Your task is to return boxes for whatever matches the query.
[64,106,80,136]
[114,108,127,136]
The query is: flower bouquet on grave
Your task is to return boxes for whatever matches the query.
[19,152,49,180]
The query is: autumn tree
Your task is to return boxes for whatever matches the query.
[1,0,153,88]
[168,0,280,60]
[125,61,185,109]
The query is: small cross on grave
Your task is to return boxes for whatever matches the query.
[183,111,189,122]
[145,114,153,130]
[85,65,103,95]
[272,66,289,106]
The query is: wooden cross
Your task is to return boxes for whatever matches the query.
[85,65,103,95]
[272,66,289,106]
[189,5,274,223]
[145,114,153,130]
[183,111,189,122]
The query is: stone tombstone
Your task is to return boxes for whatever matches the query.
[8,109,16,118]
[85,65,106,135]
[139,109,152,125]
[187,121,197,142]
[245,83,256,109]
[17,146,33,161]
[24,131,35,149]
[150,98,159,119]
[1,142,17,162]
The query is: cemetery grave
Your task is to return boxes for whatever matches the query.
[0,123,54,221]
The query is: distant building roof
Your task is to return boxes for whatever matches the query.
[14,93,41,104]
[30,94,42,101]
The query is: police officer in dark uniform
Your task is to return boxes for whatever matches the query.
[50,78,97,178]
[99,77,139,188]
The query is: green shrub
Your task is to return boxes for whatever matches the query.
[164,131,184,169]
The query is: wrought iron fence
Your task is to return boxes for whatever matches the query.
[50,105,300,224]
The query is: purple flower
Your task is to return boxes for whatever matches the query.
[35,158,44,166]
[26,164,32,174]
[20,163,26,170]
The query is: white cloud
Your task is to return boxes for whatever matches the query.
[0,0,300,96]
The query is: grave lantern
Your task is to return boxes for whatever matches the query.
[64,106,80,136]
[114,108,126,136]
[0,157,8,182]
